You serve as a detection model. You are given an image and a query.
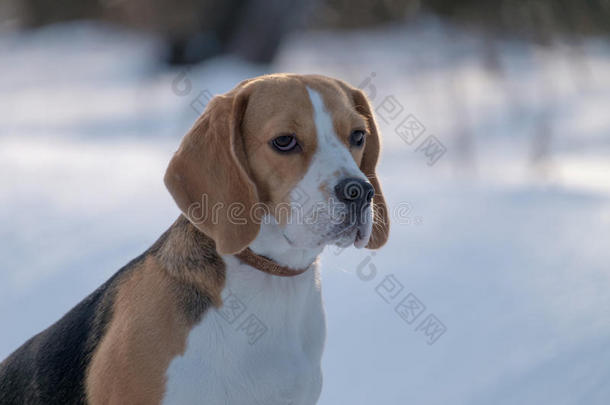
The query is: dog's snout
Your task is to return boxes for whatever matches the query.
[334,178,374,205]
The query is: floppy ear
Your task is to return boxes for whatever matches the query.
[350,87,390,249]
[164,85,259,254]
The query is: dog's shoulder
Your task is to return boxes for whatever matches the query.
[0,251,143,404]
[0,217,224,405]
[85,216,224,404]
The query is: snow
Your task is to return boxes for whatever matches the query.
[1,19,610,404]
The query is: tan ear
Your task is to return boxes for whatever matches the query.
[164,85,259,254]
[350,87,390,249]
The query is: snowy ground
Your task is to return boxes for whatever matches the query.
[1,19,610,404]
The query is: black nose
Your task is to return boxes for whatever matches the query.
[334,178,374,205]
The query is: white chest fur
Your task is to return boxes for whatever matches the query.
[163,255,326,405]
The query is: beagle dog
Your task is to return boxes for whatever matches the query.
[0,74,389,405]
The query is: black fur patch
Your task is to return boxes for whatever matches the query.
[0,253,144,405]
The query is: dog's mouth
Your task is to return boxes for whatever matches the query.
[281,202,373,249]
[323,220,371,249]
[354,221,372,249]
[355,227,365,246]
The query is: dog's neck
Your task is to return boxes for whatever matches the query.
[248,219,324,271]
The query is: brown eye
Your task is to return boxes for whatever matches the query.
[270,134,300,153]
[350,130,366,147]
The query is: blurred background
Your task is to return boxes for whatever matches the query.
[1,1,610,404]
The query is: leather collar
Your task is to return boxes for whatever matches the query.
[235,248,310,277]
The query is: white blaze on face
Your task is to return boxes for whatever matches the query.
[281,87,373,249]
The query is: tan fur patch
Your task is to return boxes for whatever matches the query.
[86,217,225,405]
[240,75,318,218]
[86,257,187,405]
[164,84,260,255]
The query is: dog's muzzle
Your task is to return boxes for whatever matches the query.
[333,178,374,246]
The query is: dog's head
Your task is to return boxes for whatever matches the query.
[164,74,389,254]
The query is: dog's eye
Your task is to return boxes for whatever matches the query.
[350,130,366,147]
[270,134,300,153]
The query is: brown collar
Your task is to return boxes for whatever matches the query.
[235,248,310,277]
